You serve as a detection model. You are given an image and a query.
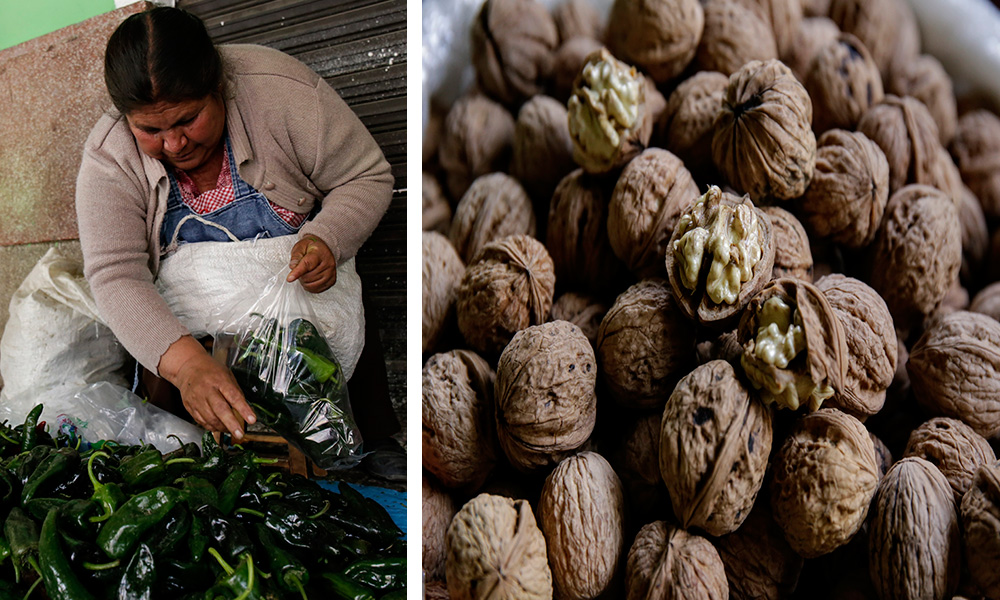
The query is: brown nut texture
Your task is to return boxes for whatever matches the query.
[615,414,668,518]
[784,17,840,83]
[889,54,957,146]
[624,521,728,600]
[856,95,946,196]
[511,95,577,206]
[605,0,704,84]
[660,359,773,537]
[596,279,696,409]
[805,33,884,133]
[550,37,604,103]
[815,274,897,418]
[423,350,498,490]
[696,328,744,365]
[425,580,450,600]
[456,235,555,356]
[423,232,465,353]
[439,94,515,201]
[908,310,1000,439]
[716,497,804,600]
[871,432,893,481]
[950,109,1000,220]
[608,148,699,278]
[760,205,812,280]
[423,171,451,234]
[735,0,803,58]
[960,462,1000,599]
[666,186,776,327]
[495,320,597,471]
[446,493,554,600]
[470,0,558,106]
[450,173,537,264]
[539,452,625,600]
[548,292,607,347]
[869,184,962,335]
[552,0,603,43]
[657,70,729,173]
[957,184,988,286]
[695,0,777,77]
[904,417,997,502]
[827,0,901,77]
[738,278,849,411]
[770,408,878,558]
[423,475,457,581]
[970,282,1000,322]
[868,457,961,600]
[713,59,816,201]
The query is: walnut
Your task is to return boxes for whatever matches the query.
[869,184,962,335]
[716,497,804,600]
[889,54,958,146]
[804,33,884,133]
[424,580,450,600]
[425,99,447,165]
[660,359,773,536]
[450,173,537,264]
[614,414,669,518]
[888,0,921,75]
[799,129,890,249]
[549,292,607,346]
[495,320,597,471]
[656,70,729,175]
[827,0,901,77]
[423,350,498,490]
[595,279,696,409]
[950,110,1000,220]
[539,452,625,599]
[423,172,452,234]
[970,282,1000,322]
[869,457,961,600]
[738,278,849,411]
[608,148,699,278]
[550,37,604,104]
[908,311,1000,439]
[446,493,553,600]
[760,205,812,280]
[605,0,704,84]
[696,328,744,364]
[423,475,457,581]
[423,232,465,354]
[567,48,653,174]
[784,17,840,83]
[770,408,878,558]
[439,94,515,200]
[856,95,946,195]
[470,0,559,106]
[511,95,577,206]
[713,59,816,201]
[814,274,897,418]
[736,0,803,58]
[695,0,777,76]
[800,0,829,17]
[904,417,997,502]
[960,462,1000,599]
[552,0,603,43]
[871,432,893,480]
[643,77,668,129]
[957,185,988,286]
[546,168,626,294]
[455,235,555,356]
[624,521,728,600]
[666,186,776,327]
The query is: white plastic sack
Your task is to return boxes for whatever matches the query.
[155,236,366,380]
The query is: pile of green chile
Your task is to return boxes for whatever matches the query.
[0,404,405,600]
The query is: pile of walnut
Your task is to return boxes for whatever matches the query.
[422,0,1000,597]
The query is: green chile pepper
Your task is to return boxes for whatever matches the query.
[4,507,38,573]
[119,447,194,489]
[20,404,43,452]
[96,486,180,559]
[142,503,191,557]
[342,558,405,591]
[116,542,155,600]
[87,451,127,523]
[38,507,95,600]
[178,476,219,511]
[253,524,308,595]
[196,505,253,564]
[320,572,376,600]
[379,591,405,600]
[23,497,68,522]
[21,447,78,503]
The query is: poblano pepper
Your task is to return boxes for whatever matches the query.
[96,486,180,559]
[341,558,405,591]
[19,404,43,452]
[319,572,376,600]
[196,504,253,565]
[87,451,126,523]
[117,542,155,600]
[253,524,308,597]
[38,507,94,600]
[21,447,78,503]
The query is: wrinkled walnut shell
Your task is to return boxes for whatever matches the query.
[889,54,957,146]
[970,282,1000,322]
[950,109,1000,220]
[716,496,804,600]
[804,33,884,133]
[760,205,813,280]
[548,292,607,347]
[439,94,515,201]
[957,184,989,286]
[423,172,451,234]
[625,521,728,600]
[511,95,577,206]
[423,232,465,354]
[904,417,997,502]
[423,475,457,581]
[784,17,840,83]
[614,415,668,518]
[550,37,604,103]
[736,0,803,58]
[552,0,603,43]
[827,0,901,77]
[960,462,1000,599]
[450,173,537,264]
[856,95,946,196]
[605,0,704,84]
[657,70,729,175]
[695,0,777,76]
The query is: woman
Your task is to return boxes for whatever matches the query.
[75,7,394,441]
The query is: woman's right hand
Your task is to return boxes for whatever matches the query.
[159,335,256,438]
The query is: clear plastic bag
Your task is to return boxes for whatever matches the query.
[213,266,363,469]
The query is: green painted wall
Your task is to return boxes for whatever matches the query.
[0,0,116,51]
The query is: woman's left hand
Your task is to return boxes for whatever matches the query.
[287,234,337,293]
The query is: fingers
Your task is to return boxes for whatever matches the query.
[209,393,246,440]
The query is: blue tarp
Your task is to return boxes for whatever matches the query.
[318,480,407,537]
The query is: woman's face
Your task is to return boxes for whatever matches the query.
[126,94,226,171]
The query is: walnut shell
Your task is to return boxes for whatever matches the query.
[456,235,555,356]
[450,173,537,264]
[470,0,559,106]
[770,408,878,558]
[970,282,1000,322]
[423,172,452,234]
[446,493,554,600]
[596,279,696,409]
[736,0,803,58]
[624,521,728,600]
[904,417,997,502]
[869,457,961,600]
[550,37,604,104]
[799,129,890,249]
[608,148,699,278]
[827,0,901,77]
[548,292,607,346]
[957,184,988,286]
[439,94,515,200]
[713,59,816,201]
[950,109,1000,220]
[869,184,962,335]
[539,452,625,600]
[695,0,778,76]
[871,431,893,481]
[815,274,897,418]
[716,497,804,600]
[511,96,577,206]
[960,462,1000,599]
[614,414,668,518]
[546,168,626,294]
[696,328,744,365]
[424,475,457,581]
[908,311,1000,439]
[423,232,466,354]
[856,95,946,196]
[804,33,884,133]
[784,17,840,83]
[760,205,812,280]
[552,0,603,43]
[660,359,773,536]
[424,580,451,600]
[657,70,729,174]
[423,350,498,490]
[889,54,957,146]
[605,0,704,84]
[495,320,597,471]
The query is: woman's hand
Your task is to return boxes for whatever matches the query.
[159,335,256,438]
[287,234,337,293]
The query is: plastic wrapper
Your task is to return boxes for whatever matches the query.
[213,267,363,470]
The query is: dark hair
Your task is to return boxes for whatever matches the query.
[104,6,223,115]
